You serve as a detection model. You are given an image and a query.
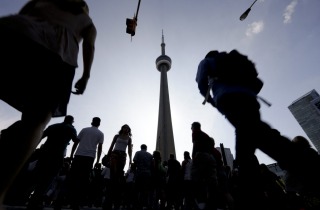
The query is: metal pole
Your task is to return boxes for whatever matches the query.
[249,0,258,9]
[135,0,141,20]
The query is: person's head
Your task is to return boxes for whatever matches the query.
[153,150,161,160]
[169,153,175,160]
[91,117,101,127]
[205,50,219,59]
[119,124,132,137]
[292,136,311,149]
[210,137,216,147]
[191,122,201,131]
[64,115,74,124]
[141,144,147,150]
[184,151,191,160]
[57,0,89,15]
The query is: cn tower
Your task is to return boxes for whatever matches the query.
[155,31,176,161]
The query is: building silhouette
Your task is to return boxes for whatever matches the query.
[155,32,176,161]
[216,144,234,169]
[288,89,320,152]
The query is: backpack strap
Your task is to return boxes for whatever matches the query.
[257,95,272,107]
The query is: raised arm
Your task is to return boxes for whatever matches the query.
[73,23,97,95]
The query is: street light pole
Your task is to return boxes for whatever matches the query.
[239,0,258,21]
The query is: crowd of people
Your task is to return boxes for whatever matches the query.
[0,0,320,210]
[2,130,319,210]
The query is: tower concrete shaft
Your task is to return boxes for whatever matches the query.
[155,32,175,161]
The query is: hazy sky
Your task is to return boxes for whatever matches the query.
[1,0,319,170]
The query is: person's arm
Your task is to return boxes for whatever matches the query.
[196,59,209,98]
[70,141,79,160]
[70,127,79,144]
[73,23,97,95]
[181,160,186,175]
[128,138,133,165]
[106,135,118,157]
[71,136,80,144]
[96,143,103,164]
[196,59,216,106]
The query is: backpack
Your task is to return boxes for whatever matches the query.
[208,49,264,94]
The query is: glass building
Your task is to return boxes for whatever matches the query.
[288,89,320,152]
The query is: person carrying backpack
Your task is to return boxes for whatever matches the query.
[196,49,320,210]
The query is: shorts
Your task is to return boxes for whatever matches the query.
[0,27,75,117]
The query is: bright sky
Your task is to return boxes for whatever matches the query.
[1,0,320,170]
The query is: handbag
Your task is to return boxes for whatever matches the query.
[102,154,110,167]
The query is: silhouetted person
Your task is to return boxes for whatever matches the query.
[181,151,195,210]
[0,0,96,208]
[151,151,167,210]
[191,122,218,210]
[106,124,133,210]
[107,124,133,181]
[166,153,182,210]
[123,163,136,210]
[133,144,153,210]
[87,163,104,208]
[196,49,320,209]
[68,117,104,210]
[27,115,79,210]
[259,163,287,210]
[284,136,320,210]
[211,138,234,210]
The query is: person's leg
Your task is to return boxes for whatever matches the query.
[27,160,61,209]
[68,156,84,209]
[0,107,52,209]
[218,93,300,171]
[69,156,94,209]
[219,93,320,207]
[217,93,267,209]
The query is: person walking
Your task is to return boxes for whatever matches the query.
[104,124,133,210]
[191,122,218,210]
[150,151,167,210]
[181,151,195,210]
[166,153,182,210]
[284,136,320,210]
[106,124,133,181]
[27,115,79,210]
[0,1,97,209]
[133,144,153,210]
[67,117,104,210]
[195,49,320,209]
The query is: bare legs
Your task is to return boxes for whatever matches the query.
[0,107,52,209]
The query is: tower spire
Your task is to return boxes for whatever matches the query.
[161,29,165,55]
[155,32,175,161]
